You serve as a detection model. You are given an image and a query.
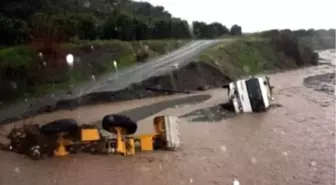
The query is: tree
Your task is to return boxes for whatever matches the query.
[0,15,29,46]
[229,24,242,35]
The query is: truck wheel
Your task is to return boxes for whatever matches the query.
[40,119,78,135]
[102,114,137,135]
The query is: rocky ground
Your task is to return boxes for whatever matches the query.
[0,49,334,185]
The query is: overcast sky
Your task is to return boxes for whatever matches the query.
[135,0,335,32]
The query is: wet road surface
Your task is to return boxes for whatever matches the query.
[0,50,334,185]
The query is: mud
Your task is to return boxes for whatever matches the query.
[115,95,211,122]
[0,49,335,185]
[303,73,335,94]
[180,103,236,122]
[180,103,283,122]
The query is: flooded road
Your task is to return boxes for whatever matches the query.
[0,50,334,185]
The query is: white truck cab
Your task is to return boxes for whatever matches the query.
[226,76,274,113]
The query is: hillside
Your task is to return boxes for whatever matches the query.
[39,34,324,112]
[113,33,323,97]
[0,39,187,103]
[0,0,243,103]
[258,29,335,50]
[200,37,318,79]
[0,0,241,46]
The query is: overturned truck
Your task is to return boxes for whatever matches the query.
[223,76,274,113]
[1,115,181,160]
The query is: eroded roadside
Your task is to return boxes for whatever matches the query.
[0,49,334,185]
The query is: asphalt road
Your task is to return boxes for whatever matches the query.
[0,39,226,123]
[81,39,223,94]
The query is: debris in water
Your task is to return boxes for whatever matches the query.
[233,179,240,185]
[220,145,227,152]
[180,104,236,122]
[251,156,257,164]
[38,52,43,58]
[14,167,20,173]
[310,161,317,166]
[91,74,96,81]
[320,101,331,107]
[282,151,288,156]
[43,61,47,67]
[159,163,162,170]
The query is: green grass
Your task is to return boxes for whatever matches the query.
[199,37,294,79]
[0,46,38,68]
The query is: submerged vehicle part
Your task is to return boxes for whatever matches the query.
[225,76,274,113]
[2,115,181,160]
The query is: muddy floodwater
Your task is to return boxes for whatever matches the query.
[0,50,335,185]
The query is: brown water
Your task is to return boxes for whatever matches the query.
[0,50,334,185]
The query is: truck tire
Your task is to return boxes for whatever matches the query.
[40,119,78,135]
[102,114,137,135]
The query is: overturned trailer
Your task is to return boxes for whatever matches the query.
[1,115,181,160]
[223,76,274,113]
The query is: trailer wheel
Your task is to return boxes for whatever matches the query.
[40,119,78,135]
[102,114,137,135]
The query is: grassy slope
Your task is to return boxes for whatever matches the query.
[199,37,300,80]
[0,39,188,101]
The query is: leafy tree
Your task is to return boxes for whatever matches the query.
[0,0,234,46]
[192,21,230,38]
[0,15,29,45]
[229,24,242,35]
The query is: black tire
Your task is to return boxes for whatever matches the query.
[40,119,78,135]
[102,114,137,135]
